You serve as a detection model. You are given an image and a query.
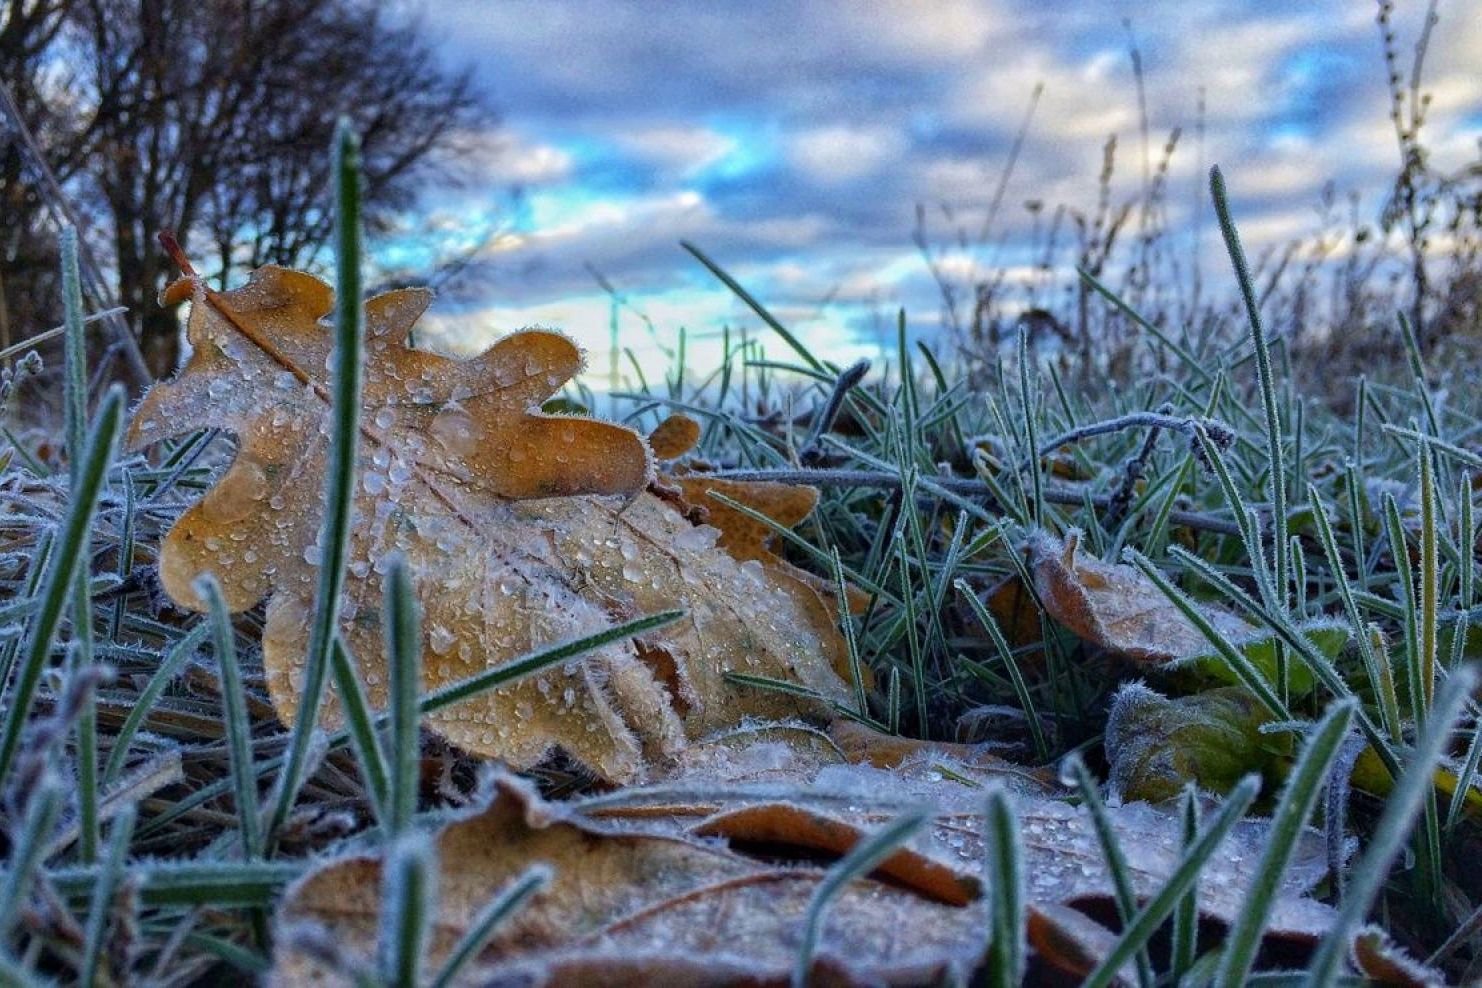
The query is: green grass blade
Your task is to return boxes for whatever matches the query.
[103,623,210,784]
[80,806,135,988]
[792,810,929,987]
[982,786,1025,988]
[1303,666,1476,986]
[138,612,688,840]
[0,385,122,785]
[1211,166,1288,611]
[385,554,421,838]
[61,226,86,485]
[1064,755,1154,988]
[681,240,825,373]
[1124,548,1289,720]
[1307,485,1397,739]
[1017,328,1044,528]
[329,634,391,823]
[49,860,298,909]
[0,775,62,938]
[1214,700,1355,987]
[270,119,365,843]
[429,865,550,988]
[1083,776,1262,988]
[832,548,870,720]
[379,834,437,988]
[200,576,262,860]
[1170,786,1200,980]
[423,610,684,713]
[956,579,1048,762]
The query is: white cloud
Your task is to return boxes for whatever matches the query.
[612,126,739,178]
[414,0,1480,372]
[788,126,907,184]
[476,132,574,185]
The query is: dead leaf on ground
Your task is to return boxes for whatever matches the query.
[274,733,1342,986]
[1027,529,1258,665]
[129,267,851,782]
[1104,682,1294,803]
[1027,530,1346,694]
[1350,927,1448,987]
[647,412,703,460]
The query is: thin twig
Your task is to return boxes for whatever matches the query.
[800,359,870,466]
[1004,410,1224,474]
[0,308,129,364]
[709,467,1242,536]
[1104,402,1177,529]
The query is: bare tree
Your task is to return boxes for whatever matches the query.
[2,0,488,377]
[0,1,78,359]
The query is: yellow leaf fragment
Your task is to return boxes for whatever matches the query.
[130,266,852,781]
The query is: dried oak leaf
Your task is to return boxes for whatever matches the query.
[129,267,851,782]
[1027,529,1257,665]
[275,734,1341,986]
[645,413,869,684]
[1027,530,1345,691]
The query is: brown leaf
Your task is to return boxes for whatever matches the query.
[274,773,989,986]
[130,267,851,781]
[1025,904,1133,985]
[274,739,1341,985]
[827,720,1059,793]
[1027,529,1258,664]
[648,412,703,460]
[1350,927,1448,987]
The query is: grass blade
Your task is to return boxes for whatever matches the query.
[1212,166,1288,609]
[379,833,437,987]
[269,119,365,842]
[329,634,391,822]
[682,240,825,373]
[956,578,1048,762]
[1170,786,1200,980]
[80,806,135,988]
[429,865,550,988]
[0,774,62,938]
[792,810,929,987]
[103,623,210,784]
[385,554,421,838]
[1303,665,1477,986]
[199,576,262,860]
[1214,699,1355,987]
[0,386,122,785]
[1064,754,1154,988]
[982,786,1025,988]
[1082,775,1261,988]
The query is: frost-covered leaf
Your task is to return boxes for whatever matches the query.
[1028,529,1258,664]
[1105,683,1292,803]
[1028,530,1344,690]
[274,735,1342,986]
[646,411,702,460]
[1350,927,1447,987]
[129,267,851,782]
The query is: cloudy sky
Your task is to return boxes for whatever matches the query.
[408,1,1482,384]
